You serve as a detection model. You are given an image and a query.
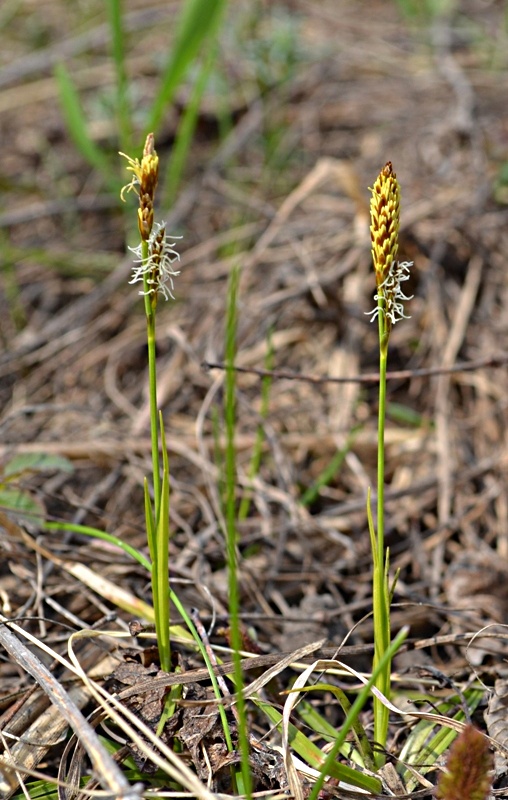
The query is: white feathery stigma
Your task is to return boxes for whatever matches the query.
[129,221,181,301]
[366,260,413,325]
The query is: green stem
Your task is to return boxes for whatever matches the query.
[142,239,161,523]
[155,416,171,672]
[224,266,252,798]
[373,306,391,765]
[140,239,169,675]
[377,332,387,573]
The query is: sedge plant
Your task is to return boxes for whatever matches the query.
[118,134,243,780]
[39,135,239,786]
[367,162,413,765]
[119,133,181,674]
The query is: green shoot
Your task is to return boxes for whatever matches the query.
[223,265,252,797]
[152,414,171,672]
[117,136,242,760]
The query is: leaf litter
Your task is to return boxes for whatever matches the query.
[1,0,508,796]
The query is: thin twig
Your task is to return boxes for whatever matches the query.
[203,351,508,385]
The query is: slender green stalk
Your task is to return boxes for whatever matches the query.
[141,321,169,673]
[224,266,252,798]
[143,478,156,567]
[372,314,390,764]
[143,262,162,522]
[377,320,388,556]
[153,416,171,671]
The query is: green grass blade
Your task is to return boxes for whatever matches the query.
[299,686,375,770]
[168,587,234,752]
[106,0,133,152]
[298,698,374,770]
[54,63,116,190]
[386,401,429,427]
[399,688,484,791]
[144,476,156,564]
[44,521,151,571]
[163,42,217,205]
[0,487,45,524]
[12,780,58,800]
[3,452,73,478]
[255,700,382,794]
[308,627,408,800]
[146,0,228,134]
[300,427,360,507]
[211,404,225,507]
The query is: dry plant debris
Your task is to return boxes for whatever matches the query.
[1,0,508,796]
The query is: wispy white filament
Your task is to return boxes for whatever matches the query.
[129,222,181,301]
[366,260,413,325]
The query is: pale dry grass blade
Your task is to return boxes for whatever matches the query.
[0,620,139,799]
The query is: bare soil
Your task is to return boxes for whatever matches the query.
[1,0,508,796]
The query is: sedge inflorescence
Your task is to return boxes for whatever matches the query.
[120,133,181,302]
[367,161,413,330]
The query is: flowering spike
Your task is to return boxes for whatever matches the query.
[370,161,400,286]
[368,162,413,333]
[120,133,159,240]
